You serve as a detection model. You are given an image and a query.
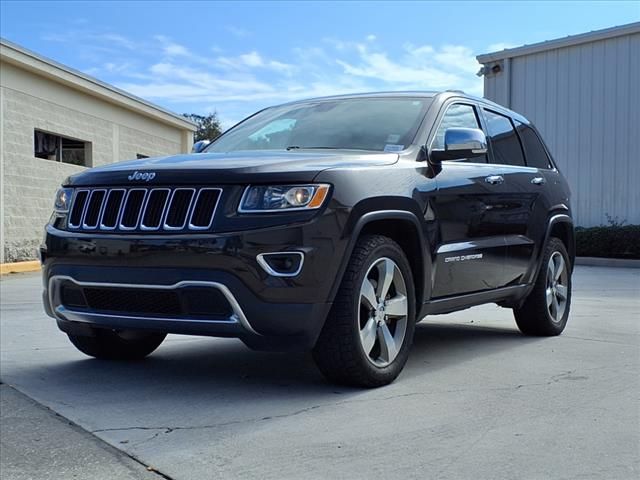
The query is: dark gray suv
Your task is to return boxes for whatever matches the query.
[42,91,574,387]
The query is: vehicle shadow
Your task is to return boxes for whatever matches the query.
[12,320,541,404]
[2,318,550,440]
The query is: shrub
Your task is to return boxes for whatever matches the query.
[575,225,640,259]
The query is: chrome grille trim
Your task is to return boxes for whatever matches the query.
[163,188,196,231]
[188,188,223,230]
[99,189,126,230]
[119,188,148,231]
[81,189,107,229]
[140,188,171,231]
[66,187,221,232]
[68,189,90,229]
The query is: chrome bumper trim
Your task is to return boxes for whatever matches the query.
[256,251,305,277]
[48,275,260,335]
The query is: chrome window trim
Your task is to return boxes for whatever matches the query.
[256,251,305,277]
[67,189,90,229]
[187,188,223,230]
[81,189,107,229]
[118,188,148,231]
[163,188,196,230]
[48,275,260,336]
[99,189,126,230]
[140,188,171,231]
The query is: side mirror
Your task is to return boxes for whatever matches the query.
[191,139,211,153]
[430,128,487,162]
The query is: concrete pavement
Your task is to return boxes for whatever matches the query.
[0,384,159,480]
[1,266,639,479]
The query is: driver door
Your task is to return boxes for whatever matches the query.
[429,102,509,297]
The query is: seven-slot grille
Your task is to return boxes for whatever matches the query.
[68,187,222,232]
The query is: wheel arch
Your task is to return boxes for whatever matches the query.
[330,209,430,311]
[546,214,575,270]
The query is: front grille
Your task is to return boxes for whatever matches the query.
[68,187,222,232]
[59,283,234,319]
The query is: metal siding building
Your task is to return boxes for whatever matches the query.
[477,23,640,227]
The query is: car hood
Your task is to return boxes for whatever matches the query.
[65,150,399,186]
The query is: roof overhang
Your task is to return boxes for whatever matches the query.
[477,21,640,65]
[0,38,197,132]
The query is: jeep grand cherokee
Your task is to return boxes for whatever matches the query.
[41,91,574,387]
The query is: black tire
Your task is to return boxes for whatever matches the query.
[68,329,166,360]
[313,235,416,388]
[514,237,572,336]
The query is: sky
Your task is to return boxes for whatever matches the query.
[1,1,638,127]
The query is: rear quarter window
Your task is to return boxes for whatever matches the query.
[483,109,526,167]
[515,120,553,169]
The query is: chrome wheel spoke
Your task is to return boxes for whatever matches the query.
[547,263,555,285]
[385,294,408,317]
[360,278,378,311]
[360,317,377,354]
[554,255,565,281]
[556,284,568,300]
[546,287,554,307]
[376,259,394,300]
[377,322,398,364]
[551,294,559,319]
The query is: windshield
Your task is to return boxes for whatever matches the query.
[205,97,432,153]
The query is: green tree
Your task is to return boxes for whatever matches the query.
[183,113,222,142]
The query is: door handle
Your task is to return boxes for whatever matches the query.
[484,175,504,185]
[531,177,546,185]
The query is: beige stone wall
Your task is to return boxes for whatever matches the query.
[0,60,190,262]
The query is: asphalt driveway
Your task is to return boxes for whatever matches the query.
[1,266,638,479]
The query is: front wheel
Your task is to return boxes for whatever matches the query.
[68,329,166,360]
[514,237,572,336]
[313,235,416,387]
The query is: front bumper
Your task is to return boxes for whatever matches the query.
[41,217,345,351]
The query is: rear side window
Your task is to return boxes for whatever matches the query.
[515,121,552,169]
[432,103,487,162]
[483,109,525,167]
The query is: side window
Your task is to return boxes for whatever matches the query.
[514,120,552,169]
[483,109,525,166]
[432,103,487,163]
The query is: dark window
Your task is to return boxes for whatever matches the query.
[432,103,487,162]
[514,120,552,169]
[34,130,90,167]
[483,110,525,166]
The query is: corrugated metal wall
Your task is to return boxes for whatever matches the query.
[482,31,640,227]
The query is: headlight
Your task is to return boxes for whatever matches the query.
[53,187,73,213]
[239,184,330,212]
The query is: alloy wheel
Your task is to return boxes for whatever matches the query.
[358,257,408,367]
[546,251,569,323]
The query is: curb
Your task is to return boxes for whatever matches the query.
[0,261,41,275]
[575,257,640,268]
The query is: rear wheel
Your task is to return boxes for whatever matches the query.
[313,235,416,387]
[514,237,572,336]
[68,329,166,360]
